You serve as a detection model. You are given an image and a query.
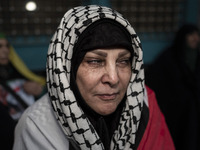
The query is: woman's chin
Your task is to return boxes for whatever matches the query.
[95,105,117,116]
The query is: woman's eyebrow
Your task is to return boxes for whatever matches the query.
[118,51,131,57]
[90,51,107,57]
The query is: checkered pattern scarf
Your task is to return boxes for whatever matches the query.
[46,5,145,150]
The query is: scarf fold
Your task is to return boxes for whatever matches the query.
[46,5,145,149]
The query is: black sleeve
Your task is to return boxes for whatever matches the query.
[0,102,17,150]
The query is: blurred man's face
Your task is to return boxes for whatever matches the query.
[186,31,200,49]
[0,39,10,65]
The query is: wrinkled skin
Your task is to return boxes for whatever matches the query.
[76,48,131,115]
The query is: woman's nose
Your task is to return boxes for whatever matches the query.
[101,64,119,87]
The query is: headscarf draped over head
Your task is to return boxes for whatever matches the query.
[46,5,145,149]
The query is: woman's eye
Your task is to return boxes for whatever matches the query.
[87,59,103,65]
[117,58,131,67]
[0,44,9,48]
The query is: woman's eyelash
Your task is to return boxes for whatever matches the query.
[87,59,103,64]
[118,58,131,63]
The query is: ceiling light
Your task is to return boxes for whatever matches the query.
[25,1,37,11]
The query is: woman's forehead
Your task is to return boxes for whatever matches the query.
[85,48,131,56]
[0,38,8,43]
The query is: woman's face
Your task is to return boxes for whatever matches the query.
[76,48,132,115]
[0,39,10,65]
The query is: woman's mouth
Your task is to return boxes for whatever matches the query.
[97,93,118,101]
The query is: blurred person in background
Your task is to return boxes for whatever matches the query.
[145,24,200,150]
[0,33,45,149]
[0,33,46,120]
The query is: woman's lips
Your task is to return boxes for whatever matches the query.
[97,93,118,101]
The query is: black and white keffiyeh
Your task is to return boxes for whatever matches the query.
[46,5,145,150]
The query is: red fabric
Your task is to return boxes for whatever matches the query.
[137,86,175,150]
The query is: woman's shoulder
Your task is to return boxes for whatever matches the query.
[137,86,175,150]
[15,93,53,126]
[16,93,61,133]
[24,94,52,119]
[14,94,55,141]
[13,94,69,149]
